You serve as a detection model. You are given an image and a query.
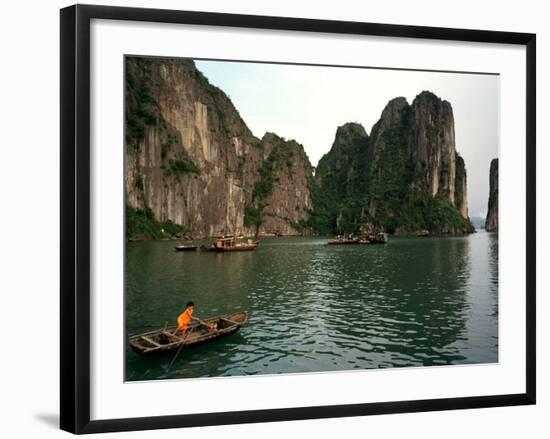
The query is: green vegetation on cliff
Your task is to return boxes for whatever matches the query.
[244,205,263,227]
[244,136,299,228]
[126,206,187,240]
[309,176,472,235]
[194,68,233,133]
[125,59,159,146]
[254,142,294,197]
[127,57,202,197]
[308,99,474,235]
[165,158,200,176]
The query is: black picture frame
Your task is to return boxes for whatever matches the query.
[60,4,536,434]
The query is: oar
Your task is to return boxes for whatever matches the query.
[166,317,216,372]
[167,326,193,371]
[193,317,213,327]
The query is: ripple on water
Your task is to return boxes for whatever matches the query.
[125,235,498,380]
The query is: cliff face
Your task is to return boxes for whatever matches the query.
[409,92,456,203]
[315,123,369,198]
[409,92,469,220]
[454,155,469,219]
[314,91,473,235]
[485,158,498,232]
[126,60,473,239]
[244,133,313,235]
[125,57,312,238]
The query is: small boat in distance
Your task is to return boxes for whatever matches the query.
[213,235,258,252]
[416,229,430,237]
[128,311,249,356]
[327,234,359,245]
[369,232,389,244]
[327,232,388,245]
[174,245,198,252]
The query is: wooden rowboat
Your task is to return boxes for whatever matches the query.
[174,245,198,252]
[128,311,248,356]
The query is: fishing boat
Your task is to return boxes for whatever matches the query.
[213,236,257,252]
[416,229,430,237]
[174,245,198,252]
[327,234,359,245]
[128,311,249,356]
[369,232,389,244]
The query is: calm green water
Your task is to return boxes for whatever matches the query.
[125,232,498,381]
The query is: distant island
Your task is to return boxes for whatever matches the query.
[125,57,478,241]
[485,158,498,232]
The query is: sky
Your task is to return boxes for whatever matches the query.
[195,59,499,219]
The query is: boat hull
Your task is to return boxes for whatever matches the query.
[215,245,256,252]
[175,246,198,252]
[128,311,248,356]
[327,240,359,245]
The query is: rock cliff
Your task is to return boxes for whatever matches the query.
[485,158,498,232]
[125,57,312,238]
[409,91,469,220]
[125,59,473,239]
[245,133,313,235]
[313,91,473,235]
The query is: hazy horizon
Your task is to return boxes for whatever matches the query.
[195,59,499,219]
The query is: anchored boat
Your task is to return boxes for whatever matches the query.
[174,245,198,252]
[213,235,258,252]
[327,234,359,245]
[369,232,389,244]
[128,311,249,356]
[327,232,388,245]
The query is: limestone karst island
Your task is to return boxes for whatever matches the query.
[125,57,500,241]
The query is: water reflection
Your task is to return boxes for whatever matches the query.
[126,233,498,380]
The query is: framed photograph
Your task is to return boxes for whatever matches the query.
[60,4,536,434]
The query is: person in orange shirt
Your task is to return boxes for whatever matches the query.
[175,301,199,336]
